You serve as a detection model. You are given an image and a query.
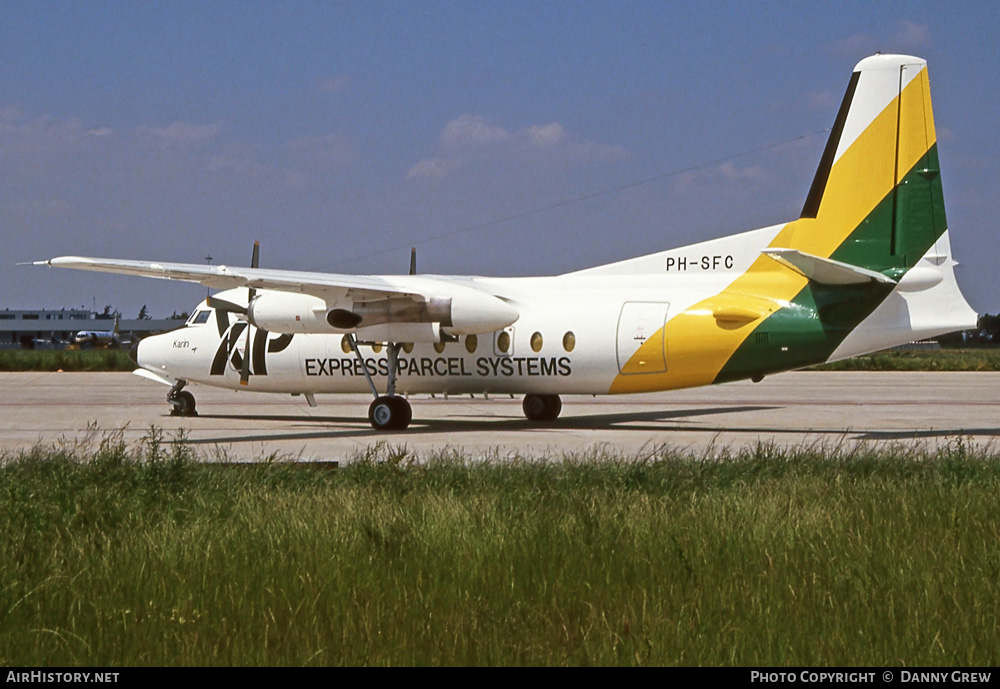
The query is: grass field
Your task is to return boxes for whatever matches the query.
[2,434,998,666]
[810,347,1000,372]
[0,349,134,372]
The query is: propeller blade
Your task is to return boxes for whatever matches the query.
[248,240,260,303]
[241,240,260,387]
[409,247,417,276]
[240,325,252,386]
[207,296,248,315]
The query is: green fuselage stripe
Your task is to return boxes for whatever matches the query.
[714,145,944,383]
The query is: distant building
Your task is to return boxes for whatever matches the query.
[0,308,181,349]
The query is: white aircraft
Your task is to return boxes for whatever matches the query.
[35,54,976,430]
[72,314,120,349]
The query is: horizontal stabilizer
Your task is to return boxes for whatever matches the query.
[761,248,897,285]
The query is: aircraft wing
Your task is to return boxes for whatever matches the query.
[36,256,438,302]
[33,255,519,334]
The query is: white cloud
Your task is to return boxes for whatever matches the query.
[411,114,625,179]
[674,162,767,190]
[716,162,765,181]
[406,157,461,179]
[441,114,511,147]
[0,112,95,158]
[525,122,567,147]
[137,121,221,146]
[86,127,113,138]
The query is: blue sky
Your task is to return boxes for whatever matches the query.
[3,1,998,317]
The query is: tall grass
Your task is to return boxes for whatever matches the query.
[2,435,999,666]
[811,348,1000,371]
[0,349,134,372]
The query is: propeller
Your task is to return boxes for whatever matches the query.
[239,241,260,386]
[206,296,247,315]
[409,247,417,276]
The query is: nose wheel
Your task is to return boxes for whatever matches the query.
[168,385,197,417]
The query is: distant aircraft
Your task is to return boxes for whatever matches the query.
[35,54,976,429]
[72,314,120,349]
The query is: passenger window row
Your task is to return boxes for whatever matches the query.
[340,331,578,355]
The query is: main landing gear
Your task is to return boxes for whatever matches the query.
[168,381,197,417]
[522,393,562,422]
[368,395,412,431]
[348,335,412,431]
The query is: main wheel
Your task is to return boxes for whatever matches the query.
[170,390,197,417]
[393,396,413,428]
[368,395,412,431]
[522,394,562,422]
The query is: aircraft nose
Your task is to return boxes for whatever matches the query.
[129,340,141,366]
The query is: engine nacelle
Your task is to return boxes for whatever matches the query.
[330,291,518,335]
[247,285,519,337]
[445,290,519,335]
[248,292,332,333]
[355,322,442,343]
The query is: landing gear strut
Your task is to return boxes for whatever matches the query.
[522,394,562,422]
[348,335,411,431]
[168,381,197,417]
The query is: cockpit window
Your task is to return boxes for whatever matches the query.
[189,310,211,325]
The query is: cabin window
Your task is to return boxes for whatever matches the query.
[341,335,352,354]
[563,331,576,352]
[497,331,511,353]
[465,334,478,353]
[371,342,383,353]
[403,342,414,354]
[434,342,446,354]
[530,332,543,353]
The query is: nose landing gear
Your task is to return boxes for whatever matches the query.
[167,381,197,417]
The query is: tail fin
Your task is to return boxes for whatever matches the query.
[688,55,972,386]
[778,54,944,275]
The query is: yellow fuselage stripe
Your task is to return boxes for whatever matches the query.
[610,68,935,394]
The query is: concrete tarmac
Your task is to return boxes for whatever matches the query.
[1,371,998,461]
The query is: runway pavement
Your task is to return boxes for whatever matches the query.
[1,371,997,461]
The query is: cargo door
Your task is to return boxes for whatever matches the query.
[616,302,669,374]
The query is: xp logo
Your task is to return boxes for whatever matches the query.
[209,311,294,378]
